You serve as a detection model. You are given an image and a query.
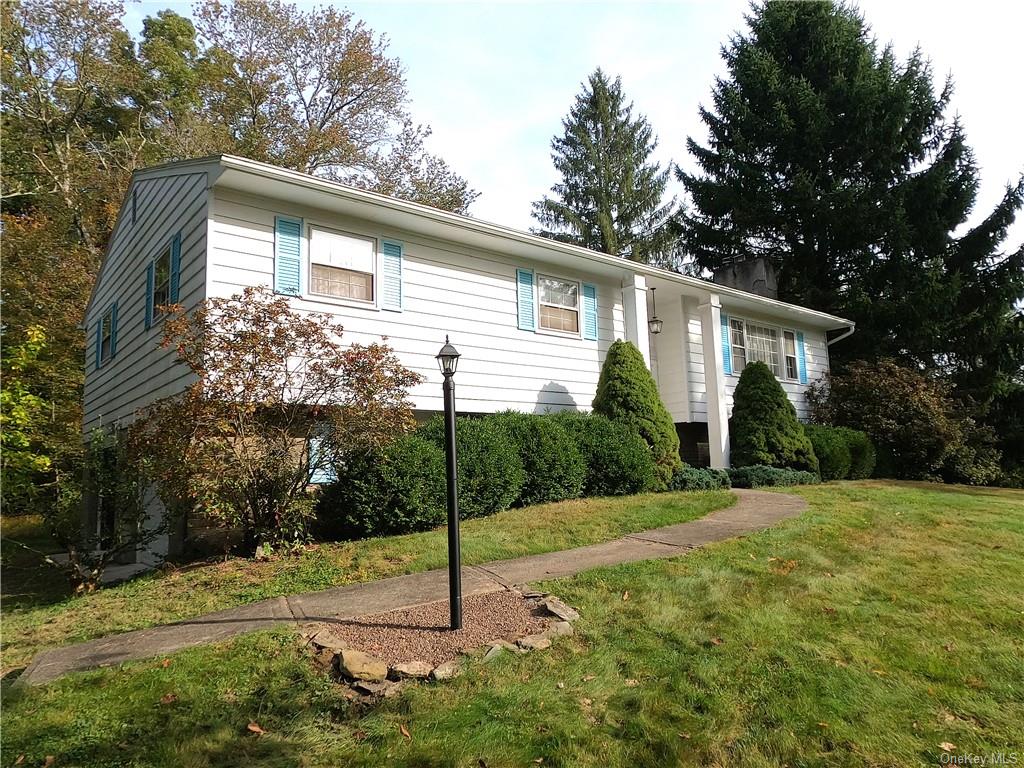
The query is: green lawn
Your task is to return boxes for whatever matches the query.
[0,490,729,673]
[2,481,1022,767]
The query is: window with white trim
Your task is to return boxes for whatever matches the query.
[538,275,579,333]
[152,245,171,321]
[728,318,798,380]
[309,226,375,302]
[783,330,799,380]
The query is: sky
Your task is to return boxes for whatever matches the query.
[123,0,1024,245]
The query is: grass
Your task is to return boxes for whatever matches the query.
[2,481,1022,767]
[0,490,729,673]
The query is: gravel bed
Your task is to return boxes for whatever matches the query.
[310,590,550,666]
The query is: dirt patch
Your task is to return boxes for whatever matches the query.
[306,590,551,667]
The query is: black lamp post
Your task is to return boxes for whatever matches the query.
[436,336,463,630]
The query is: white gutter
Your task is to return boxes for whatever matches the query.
[827,325,856,346]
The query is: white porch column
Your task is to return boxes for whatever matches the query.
[699,294,730,468]
[622,273,651,368]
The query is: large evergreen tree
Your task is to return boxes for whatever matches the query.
[678,1,1024,408]
[533,69,675,263]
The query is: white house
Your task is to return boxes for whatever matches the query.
[83,155,853,558]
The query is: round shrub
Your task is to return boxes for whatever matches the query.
[833,427,876,479]
[730,361,818,473]
[489,412,585,506]
[592,339,682,488]
[316,434,446,540]
[669,466,732,491]
[417,416,525,518]
[553,412,657,496]
[804,424,852,481]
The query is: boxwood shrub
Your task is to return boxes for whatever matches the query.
[417,415,525,517]
[490,411,586,506]
[669,466,732,491]
[728,464,820,488]
[834,427,877,479]
[316,434,446,539]
[804,424,852,481]
[553,412,658,496]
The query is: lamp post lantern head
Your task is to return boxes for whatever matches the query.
[436,335,461,375]
[648,287,664,335]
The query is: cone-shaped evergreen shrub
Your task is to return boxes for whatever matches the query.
[592,339,682,487]
[730,361,818,473]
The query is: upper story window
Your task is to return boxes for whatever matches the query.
[100,307,114,363]
[728,317,796,380]
[151,245,171,321]
[309,226,375,303]
[538,275,579,334]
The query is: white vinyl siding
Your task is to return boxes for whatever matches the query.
[208,188,625,414]
[83,170,210,432]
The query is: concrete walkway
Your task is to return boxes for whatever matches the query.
[17,489,806,686]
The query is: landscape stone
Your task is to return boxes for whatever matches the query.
[351,680,392,696]
[390,660,433,679]
[517,633,552,651]
[542,597,580,622]
[339,649,388,681]
[431,659,463,680]
[312,648,337,671]
[544,621,574,639]
[482,644,504,663]
[310,629,349,653]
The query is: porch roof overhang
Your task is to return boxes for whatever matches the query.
[154,154,853,334]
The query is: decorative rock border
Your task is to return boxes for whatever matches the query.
[302,589,580,700]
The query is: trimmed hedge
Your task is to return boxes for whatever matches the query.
[592,340,682,488]
[835,427,876,480]
[553,412,658,496]
[417,416,525,518]
[804,424,852,481]
[730,361,818,473]
[490,411,586,506]
[728,464,820,488]
[316,434,446,539]
[669,466,732,491]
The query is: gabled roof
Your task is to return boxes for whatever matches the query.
[88,154,855,333]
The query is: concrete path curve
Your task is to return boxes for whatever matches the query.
[17,489,806,686]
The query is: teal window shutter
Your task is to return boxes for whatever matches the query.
[380,240,403,311]
[308,432,337,484]
[796,331,808,384]
[274,216,302,295]
[720,312,732,375]
[109,302,119,358]
[169,232,182,303]
[145,262,155,329]
[516,268,535,331]
[94,321,102,370]
[582,283,598,340]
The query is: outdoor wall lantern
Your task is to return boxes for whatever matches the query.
[436,336,463,630]
[648,286,664,335]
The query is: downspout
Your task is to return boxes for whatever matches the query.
[826,324,855,346]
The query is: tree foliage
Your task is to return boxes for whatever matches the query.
[679,0,1024,457]
[533,68,676,264]
[132,287,422,552]
[592,340,682,487]
[730,361,818,473]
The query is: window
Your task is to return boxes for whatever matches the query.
[783,330,799,380]
[151,245,171,321]
[729,318,747,373]
[309,226,375,302]
[100,306,114,364]
[745,323,781,377]
[538,275,579,333]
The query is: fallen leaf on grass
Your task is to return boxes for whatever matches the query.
[352,730,367,742]
[772,559,799,576]
[400,723,411,740]
[14,756,24,765]
[160,693,178,705]
[872,669,886,676]
[679,733,690,740]
[821,606,836,615]
[624,679,639,687]
[160,659,172,668]
[582,675,595,682]
[43,759,55,767]
[943,642,956,652]
[622,591,629,601]
[710,637,724,646]
[247,722,266,735]
[533,759,544,764]
[939,742,957,752]
[556,682,564,689]
[817,722,829,728]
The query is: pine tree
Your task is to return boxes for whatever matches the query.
[679,2,1024,406]
[532,69,676,264]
